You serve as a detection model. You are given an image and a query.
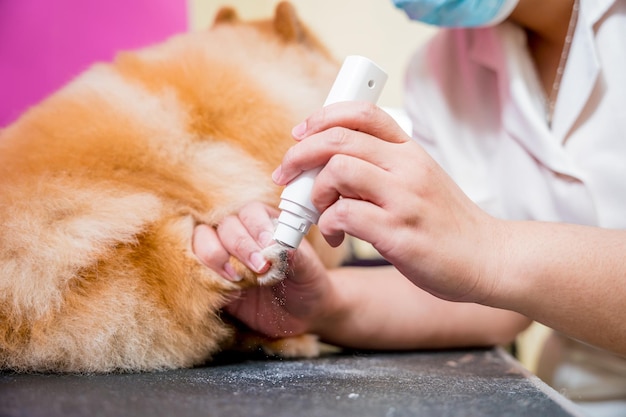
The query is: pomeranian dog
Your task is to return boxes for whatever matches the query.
[0,2,345,373]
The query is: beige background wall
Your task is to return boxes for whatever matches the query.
[188,0,437,108]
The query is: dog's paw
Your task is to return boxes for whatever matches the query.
[256,243,292,286]
[228,243,292,287]
[259,334,322,358]
[231,331,339,359]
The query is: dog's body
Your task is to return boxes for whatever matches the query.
[0,3,343,373]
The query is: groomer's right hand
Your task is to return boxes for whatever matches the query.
[274,101,502,305]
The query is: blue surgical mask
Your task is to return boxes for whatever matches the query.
[392,0,520,27]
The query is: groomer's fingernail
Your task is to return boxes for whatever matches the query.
[223,262,242,282]
[259,231,274,247]
[271,166,282,183]
[292,121,307,139]
[250,252,270,273]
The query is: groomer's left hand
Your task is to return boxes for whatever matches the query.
[273,102,503,304]
[193,202,337,339]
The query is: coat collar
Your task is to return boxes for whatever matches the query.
[551,0,612,139]
[465,0,615,176]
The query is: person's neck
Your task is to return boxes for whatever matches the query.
[507,0,578,113]
[508,0,576,43]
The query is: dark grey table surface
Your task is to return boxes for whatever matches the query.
[0,347,583,417]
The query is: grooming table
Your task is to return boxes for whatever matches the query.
[0,347,583,417]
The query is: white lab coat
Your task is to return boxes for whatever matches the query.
[404,0,625,228]
[402,0,626,414]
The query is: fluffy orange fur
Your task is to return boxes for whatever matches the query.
[0,2,343,373]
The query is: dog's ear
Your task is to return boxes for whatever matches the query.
[213,6,239,25]
[273,1,305,43]
[272,1,334,59]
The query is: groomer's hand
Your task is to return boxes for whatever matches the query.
[193,202,336,338]
[273,102,502,304]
